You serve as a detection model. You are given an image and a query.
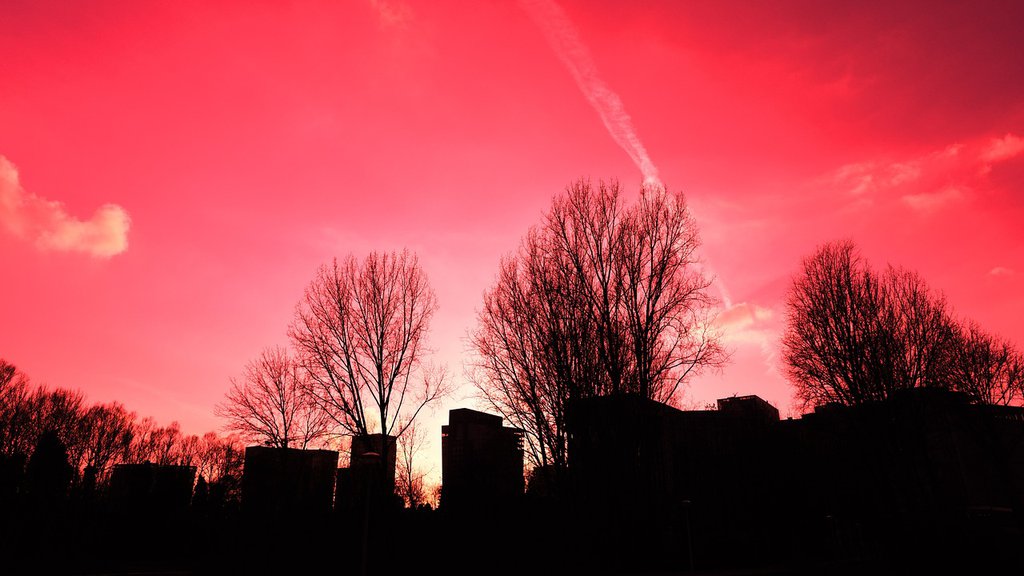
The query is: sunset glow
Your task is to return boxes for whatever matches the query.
[2,0,1022,482]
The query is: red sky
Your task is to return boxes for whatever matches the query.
[2,0,1022,479]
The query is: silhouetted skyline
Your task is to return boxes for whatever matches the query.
[2,0,1023,503]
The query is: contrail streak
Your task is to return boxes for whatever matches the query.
[520,0,662,187]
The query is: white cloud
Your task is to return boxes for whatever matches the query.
[0,155,130,258]
[989,266,1015,277]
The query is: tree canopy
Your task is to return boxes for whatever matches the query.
[470,180,726,471]
[783,240,1023,408]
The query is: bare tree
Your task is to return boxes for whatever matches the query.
[783,241,886,407]
[150,421,182,466]
[177,434,203,467]
[127,417,183,465]
[0,360,33,456]
[192,432,245,507]
[471,180,725,473]
[395,421,430,508]
[621,186,726,401]
[289,250,450,442]
[195,432,245,485]
[215,346,330,449]
[127,416,158,463]
[948,322,1024,406]
[470,230,597,471]
[881,267,959,391]
[80,402,136,480]
[783,240,1021,408]
[27,387,87,464]
[195,432,224,482]
[0,360,26,408]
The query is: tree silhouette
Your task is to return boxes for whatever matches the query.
[197,433,244,507]
[784,240,1023,407]
[194,432,244,484]
[395,421,430,508]
[81,402,136,482]
[177,433,203,467]
[27,387,87,468]
[947,321,1024,406]
[128,417,185,465]
[215,346,329,449]
[25,430,73,505]
[470,180,726,472]
[0,360,33,457]
[0,360,25,409]
[289,250,450,441]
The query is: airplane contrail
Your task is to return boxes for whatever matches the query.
[520,0,662,188]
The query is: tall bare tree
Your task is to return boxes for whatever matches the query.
[622,186,725,401]
[289,250,449,441]
[215,346,329,449]
[783,241,885,407]
[470,229,599,471]
[471,180,726,472]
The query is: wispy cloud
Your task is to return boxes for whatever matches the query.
[989,266,1015,277]
[829,133,1023,213]
[981,133,1024,164]
[717,302,775,339]
[520,0,661,187]
[0,155,131,258]
[901,185,965,212]
[368,0,412,27]
[715,301,780,372]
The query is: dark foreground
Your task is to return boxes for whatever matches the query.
[3,500,1021,576]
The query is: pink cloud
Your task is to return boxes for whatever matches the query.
[981,134,1024,163]
[715,301,780,374]
[901,185,965,212]
[828,133,1021,213]
[368,0,412,27]
[716,301,774,332]
[0,155,130,258]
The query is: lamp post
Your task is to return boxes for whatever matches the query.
[681,499,693,571]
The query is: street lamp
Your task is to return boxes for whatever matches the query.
[681,499,693,571]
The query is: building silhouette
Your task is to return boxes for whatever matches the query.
[240,446,337,517]
[441,408,524,511]
[336,434,398,513]
[566,389,1024,571]
[567,393,780,568]
[773,388,1024,567]
[105,462,197,529]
